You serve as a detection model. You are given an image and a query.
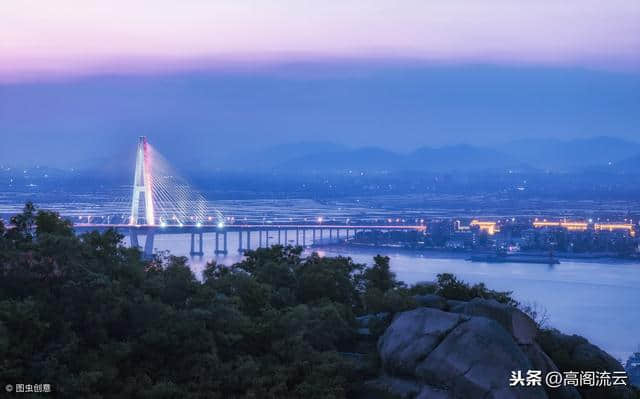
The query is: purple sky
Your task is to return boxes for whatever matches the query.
[2,0,639,82]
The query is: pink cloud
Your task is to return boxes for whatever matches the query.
[1,0,639,82]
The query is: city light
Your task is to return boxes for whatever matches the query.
[533,221,588,231]
[595,223,636,237]
[217,222,224,228]
[470,220,498,235]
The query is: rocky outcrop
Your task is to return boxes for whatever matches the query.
[376,307,546,398]
[413,294,448,311]
[378,308,468,376]
[369,296,635,399]
[450,298,538,344]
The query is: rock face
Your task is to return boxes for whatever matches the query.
[372,298,640,399]
[378,308,468,376]
[450,298,538,344]
[377,307,546,399]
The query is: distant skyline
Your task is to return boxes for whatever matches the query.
[1,2,639,168]
[2,1,639,82]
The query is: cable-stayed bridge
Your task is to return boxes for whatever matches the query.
[71,137,426,257]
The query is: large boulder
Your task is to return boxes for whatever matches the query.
[378,308,468,376]
[451,298,538,344]
[415,317,545,399]
[377,307,547,399]
[372,304,638,399]
[521,343,581,399]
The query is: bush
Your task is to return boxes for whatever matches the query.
[434,273,518,307]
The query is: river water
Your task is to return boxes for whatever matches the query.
[130,233,640,363]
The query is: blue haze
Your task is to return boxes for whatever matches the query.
[1,62,638,169]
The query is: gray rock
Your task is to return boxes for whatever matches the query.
[446,299,465,309]
[521,343,581,399]
[378,308,468,376]
[378,307,548,399]
[415,317,545,399]
[413,294,448,310]
[451,298,538,344]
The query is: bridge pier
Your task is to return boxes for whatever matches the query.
[284,229,288,245]
[302,229,306,246]
[238,231,243,253]
[278,229,281,244]
[190,232,203,256]
[258,230,262,248]
[144,231,155,257]
[295,228,299,246]
[215,231,228,255]
[265,229,269,247]
[130,229,139,249]
[312,229,316,244]
[246,230,251,251]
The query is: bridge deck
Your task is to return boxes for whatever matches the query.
[74,223,426,233]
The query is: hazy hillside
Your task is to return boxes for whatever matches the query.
[501,137,640,171]
[269,144,531,173]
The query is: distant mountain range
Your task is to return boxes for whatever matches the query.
[4,136,639,177]
[499,136,640,171]
[272,144,531,173]
[242,136,640,174]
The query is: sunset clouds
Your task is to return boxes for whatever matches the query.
[2,0,639,81]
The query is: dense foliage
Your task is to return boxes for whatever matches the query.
[1,203,416,398]
[5,203,633,398]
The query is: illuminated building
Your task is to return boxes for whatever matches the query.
[532,221,588,231]
[594,223,636,237]
[470,220,498,235]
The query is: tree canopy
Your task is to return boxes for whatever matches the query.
[1,204,403,398]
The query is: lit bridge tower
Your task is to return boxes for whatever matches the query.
[129,136,155,256]
[130,136,155,225]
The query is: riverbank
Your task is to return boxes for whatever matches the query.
[335,241,640,263]
[305,244,640,362]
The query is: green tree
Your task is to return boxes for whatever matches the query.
[8,201,36,240]
[35,210,73,237]
[363,255,400,292]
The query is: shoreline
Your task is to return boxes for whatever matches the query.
[311,242,640,264]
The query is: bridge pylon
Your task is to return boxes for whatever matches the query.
[130,136,155,225]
